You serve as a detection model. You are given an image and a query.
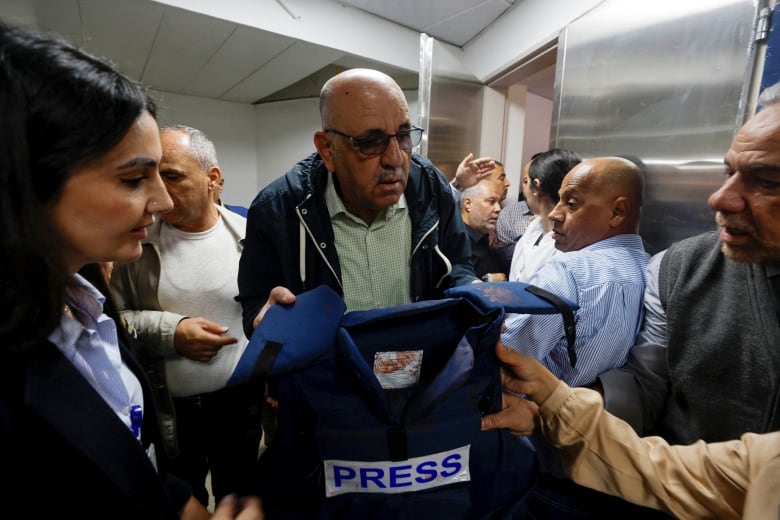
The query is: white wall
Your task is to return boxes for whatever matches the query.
[503,84,527,202]
[522,91,554,168]
[479,87,507,160]
[502,90,553,202]
[480,87,552,203]
[254,97,322,196]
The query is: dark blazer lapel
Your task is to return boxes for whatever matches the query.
[25,341,173,514]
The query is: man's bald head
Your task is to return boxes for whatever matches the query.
[319,68,407,129]
[580,156,644,219]
[549,156,644,252]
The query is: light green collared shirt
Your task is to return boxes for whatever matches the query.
[325,172,412,311]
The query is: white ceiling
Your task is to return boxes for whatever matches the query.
[340,0,517,47]
[0,0,552,105]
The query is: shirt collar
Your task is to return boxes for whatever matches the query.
[67,273,105,320]
[465,224,487,242]
[579,234,644,252]
[49,273,105,350]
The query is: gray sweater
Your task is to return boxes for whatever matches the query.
[657,231,780,443]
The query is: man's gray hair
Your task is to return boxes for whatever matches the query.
[757,81,780,109]
[461,179,492,203]
[161,124,218,171]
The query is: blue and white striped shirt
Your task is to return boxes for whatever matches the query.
[48,274,144,438]
[501,234,650,387]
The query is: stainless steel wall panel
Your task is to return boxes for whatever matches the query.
[552,0,762,253]
[426,77,484,180]
[418,35,483,180]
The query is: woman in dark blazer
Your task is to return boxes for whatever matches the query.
[0,22,260,520]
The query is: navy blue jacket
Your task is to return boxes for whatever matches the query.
[0,338,190,519]
[238,152,477,338]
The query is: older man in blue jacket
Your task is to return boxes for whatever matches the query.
[238,68,477,335]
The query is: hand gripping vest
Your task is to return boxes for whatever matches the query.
[229,282,578,519]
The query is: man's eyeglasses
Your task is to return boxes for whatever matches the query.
[325,126,424,156]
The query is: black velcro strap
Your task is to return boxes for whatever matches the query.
[387,426,408,462]
[251,340,283,378]
[525,285,577,368]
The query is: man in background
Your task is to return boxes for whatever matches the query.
[111,125,262,508]
[212,176,248,217]
[502,156,648,387]
[494,156,538,266]
[461,180,508,280]
[489,160,510,203]
[558,79,780,519]
[500,156,657,518]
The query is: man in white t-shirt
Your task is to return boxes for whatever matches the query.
[110,125,262,508]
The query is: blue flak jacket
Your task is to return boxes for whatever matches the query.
[229,282,577,519]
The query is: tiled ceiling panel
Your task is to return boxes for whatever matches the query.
[225,41,346,103]
[79,0,164,79]
[141,7,236,92]
[182,25,296,99]
[338,0,517,46]
[3,0,534,103]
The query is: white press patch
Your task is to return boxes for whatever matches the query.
[324,444,470,497]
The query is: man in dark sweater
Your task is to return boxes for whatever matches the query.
[491,82,780,520]
[597,84,780,445]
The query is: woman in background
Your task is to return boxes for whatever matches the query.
[509,148,582,282]
[0,22,260,519]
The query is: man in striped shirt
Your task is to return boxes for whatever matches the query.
[501,156,648,385]
[499,155,654,519]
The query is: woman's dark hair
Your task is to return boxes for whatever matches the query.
[528,148,582,203]
[0,23,156,349]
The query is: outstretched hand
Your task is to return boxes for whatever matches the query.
[495,342,560,402]
[174,317,238,362]
[480,342,561,435]
[211,494,264,520]
[180,494,264,520]
[252,285,296,329]
[454,153,495,190]
[481,391,539,436]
